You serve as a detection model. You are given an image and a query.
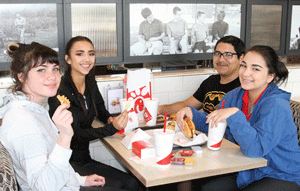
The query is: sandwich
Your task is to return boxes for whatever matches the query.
[182,118,196,138]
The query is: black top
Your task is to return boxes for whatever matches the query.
[48,73,118,165]
[193,74,240,114]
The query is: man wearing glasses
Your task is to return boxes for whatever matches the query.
[158,35,245,115]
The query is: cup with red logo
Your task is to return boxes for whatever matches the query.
[120,99,134,112]
[207,121,227,150]
[143,98,159,126]
[153,129,175,167]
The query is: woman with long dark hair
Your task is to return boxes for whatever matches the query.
[177,45,300,190]
[48,36,139,191]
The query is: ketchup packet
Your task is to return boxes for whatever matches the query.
[179,150,194,156]
[171,158,185,165]
[171,152,177,158]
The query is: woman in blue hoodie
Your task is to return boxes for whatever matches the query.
[177,45,300,190]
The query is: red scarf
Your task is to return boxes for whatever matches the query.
[242,87,267,121]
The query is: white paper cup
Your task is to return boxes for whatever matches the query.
[119,99,139,133]
[143,98,159,126]
[153,129,175,166]
[207,121,227,150]
[120,99,134,112]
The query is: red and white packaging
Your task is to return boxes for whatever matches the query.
[132,140,155,159]
[126,69,152,120]
[143,98,159,126]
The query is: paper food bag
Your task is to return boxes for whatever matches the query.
[126,69,152,120]
[121,128,152,149]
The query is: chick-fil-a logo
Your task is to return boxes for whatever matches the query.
[127,85,151,116]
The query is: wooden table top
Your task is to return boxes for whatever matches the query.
[101,131,267,188]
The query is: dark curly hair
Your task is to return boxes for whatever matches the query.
[7,42,60,94]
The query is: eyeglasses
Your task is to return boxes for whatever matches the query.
[213,51,238,60]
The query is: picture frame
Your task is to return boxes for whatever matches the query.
[245,0,288,55]
[0,0,64,71]
[123,0,246,64]
[64,0,123,64]
[286,0,300,56]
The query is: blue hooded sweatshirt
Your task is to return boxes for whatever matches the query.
[190,83,300,188]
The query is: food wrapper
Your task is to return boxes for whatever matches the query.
[167,122,208,147]
[124,112,139,133]
[173,132,208,147]
[121,128,152,149]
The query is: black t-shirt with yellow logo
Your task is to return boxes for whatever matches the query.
[193,74,240,114]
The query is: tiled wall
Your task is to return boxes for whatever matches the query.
[92,67,300,172]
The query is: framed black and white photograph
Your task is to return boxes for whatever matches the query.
[124,0,246,63]
[286,0,300,55]
[64,0,123,64]
[245,0,288,55]
[0,1,63,70]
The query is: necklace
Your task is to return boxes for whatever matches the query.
[247,102,254,118]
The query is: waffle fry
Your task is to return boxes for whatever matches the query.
[57,95,70,108]
[125,102,131,110]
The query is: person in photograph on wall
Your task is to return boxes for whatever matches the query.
[14,13,26,43]
[191,11,209,53]
[130,7,165,56]
[158,35,245,115]
[212,10,229,42]
[290,27,300,50]
[166,6,188,54]
[297,27,300,49]
[48,36,140,191]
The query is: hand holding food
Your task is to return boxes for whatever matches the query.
[176,107,194,134]
[112,110,128,130]
[52,104,73,137]
[54,95,73,141]
[182,117,196,138]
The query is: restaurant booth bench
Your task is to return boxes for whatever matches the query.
[0,141,18,190]
[0,101,300,190]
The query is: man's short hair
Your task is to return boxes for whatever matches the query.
[217,11,226,19]
[215,35,245,59]
[197,11,205,18]
[141,8,152,19]
[173,7,181,15]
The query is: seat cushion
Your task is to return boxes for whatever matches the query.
[0,141,18,190]
[289,100,300,145]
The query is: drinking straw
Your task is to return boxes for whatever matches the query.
[150,81,152,100]
[221,99,225,109]
[163,111,167,133]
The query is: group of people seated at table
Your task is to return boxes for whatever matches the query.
[0,34,299,191]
